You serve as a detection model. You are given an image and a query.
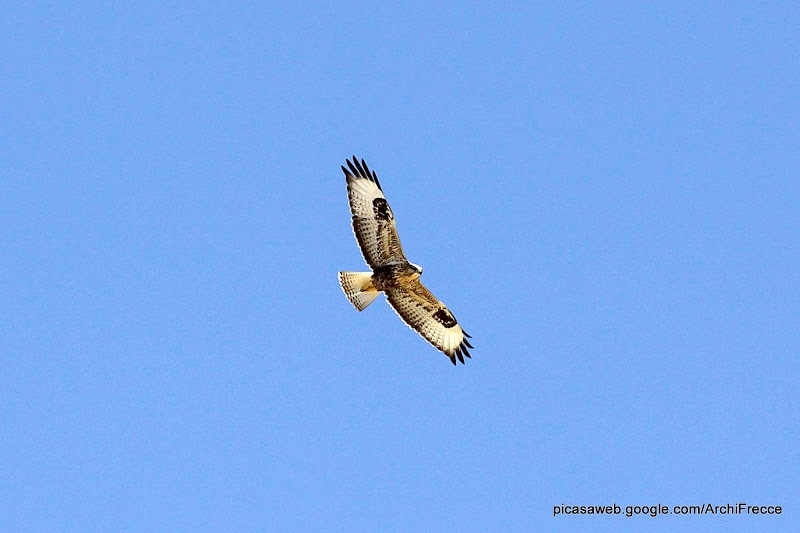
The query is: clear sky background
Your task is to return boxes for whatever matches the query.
[2,3,798,531]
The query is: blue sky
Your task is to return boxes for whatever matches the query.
[2,2,798,531]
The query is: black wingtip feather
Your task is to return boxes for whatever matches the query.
[353,157,365,176]
[346,158,359,176]
[463,337,474,349]
[461,344,471,359]
[343,156,383,191]
[456,349,465,364]
[449,355,456,365]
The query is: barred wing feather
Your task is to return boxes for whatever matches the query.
[386,279,473,365]
[342,157,407,269]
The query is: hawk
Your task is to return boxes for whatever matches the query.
[338,156,473,365]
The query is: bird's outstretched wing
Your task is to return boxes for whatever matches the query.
[386,279,473,365]
[342,157,408,269]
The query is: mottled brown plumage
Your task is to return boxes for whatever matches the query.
[338,156,473,365]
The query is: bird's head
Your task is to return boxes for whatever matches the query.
[408,262,423,279]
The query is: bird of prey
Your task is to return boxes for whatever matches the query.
[338,156,473,365]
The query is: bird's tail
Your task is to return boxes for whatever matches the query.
[338,271,380,311]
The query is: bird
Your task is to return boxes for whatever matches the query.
[337,156,473,365]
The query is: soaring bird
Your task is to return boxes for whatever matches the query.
[338,157,473,365]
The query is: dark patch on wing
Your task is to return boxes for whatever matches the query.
[433,308,457,328]
[372,264,394,276]
[373,263,406,278]
[373,198,393,221]
[342,156,382,191]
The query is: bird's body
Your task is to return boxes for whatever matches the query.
[338,157,473,365]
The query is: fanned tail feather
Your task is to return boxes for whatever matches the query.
[338,271,380,311]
